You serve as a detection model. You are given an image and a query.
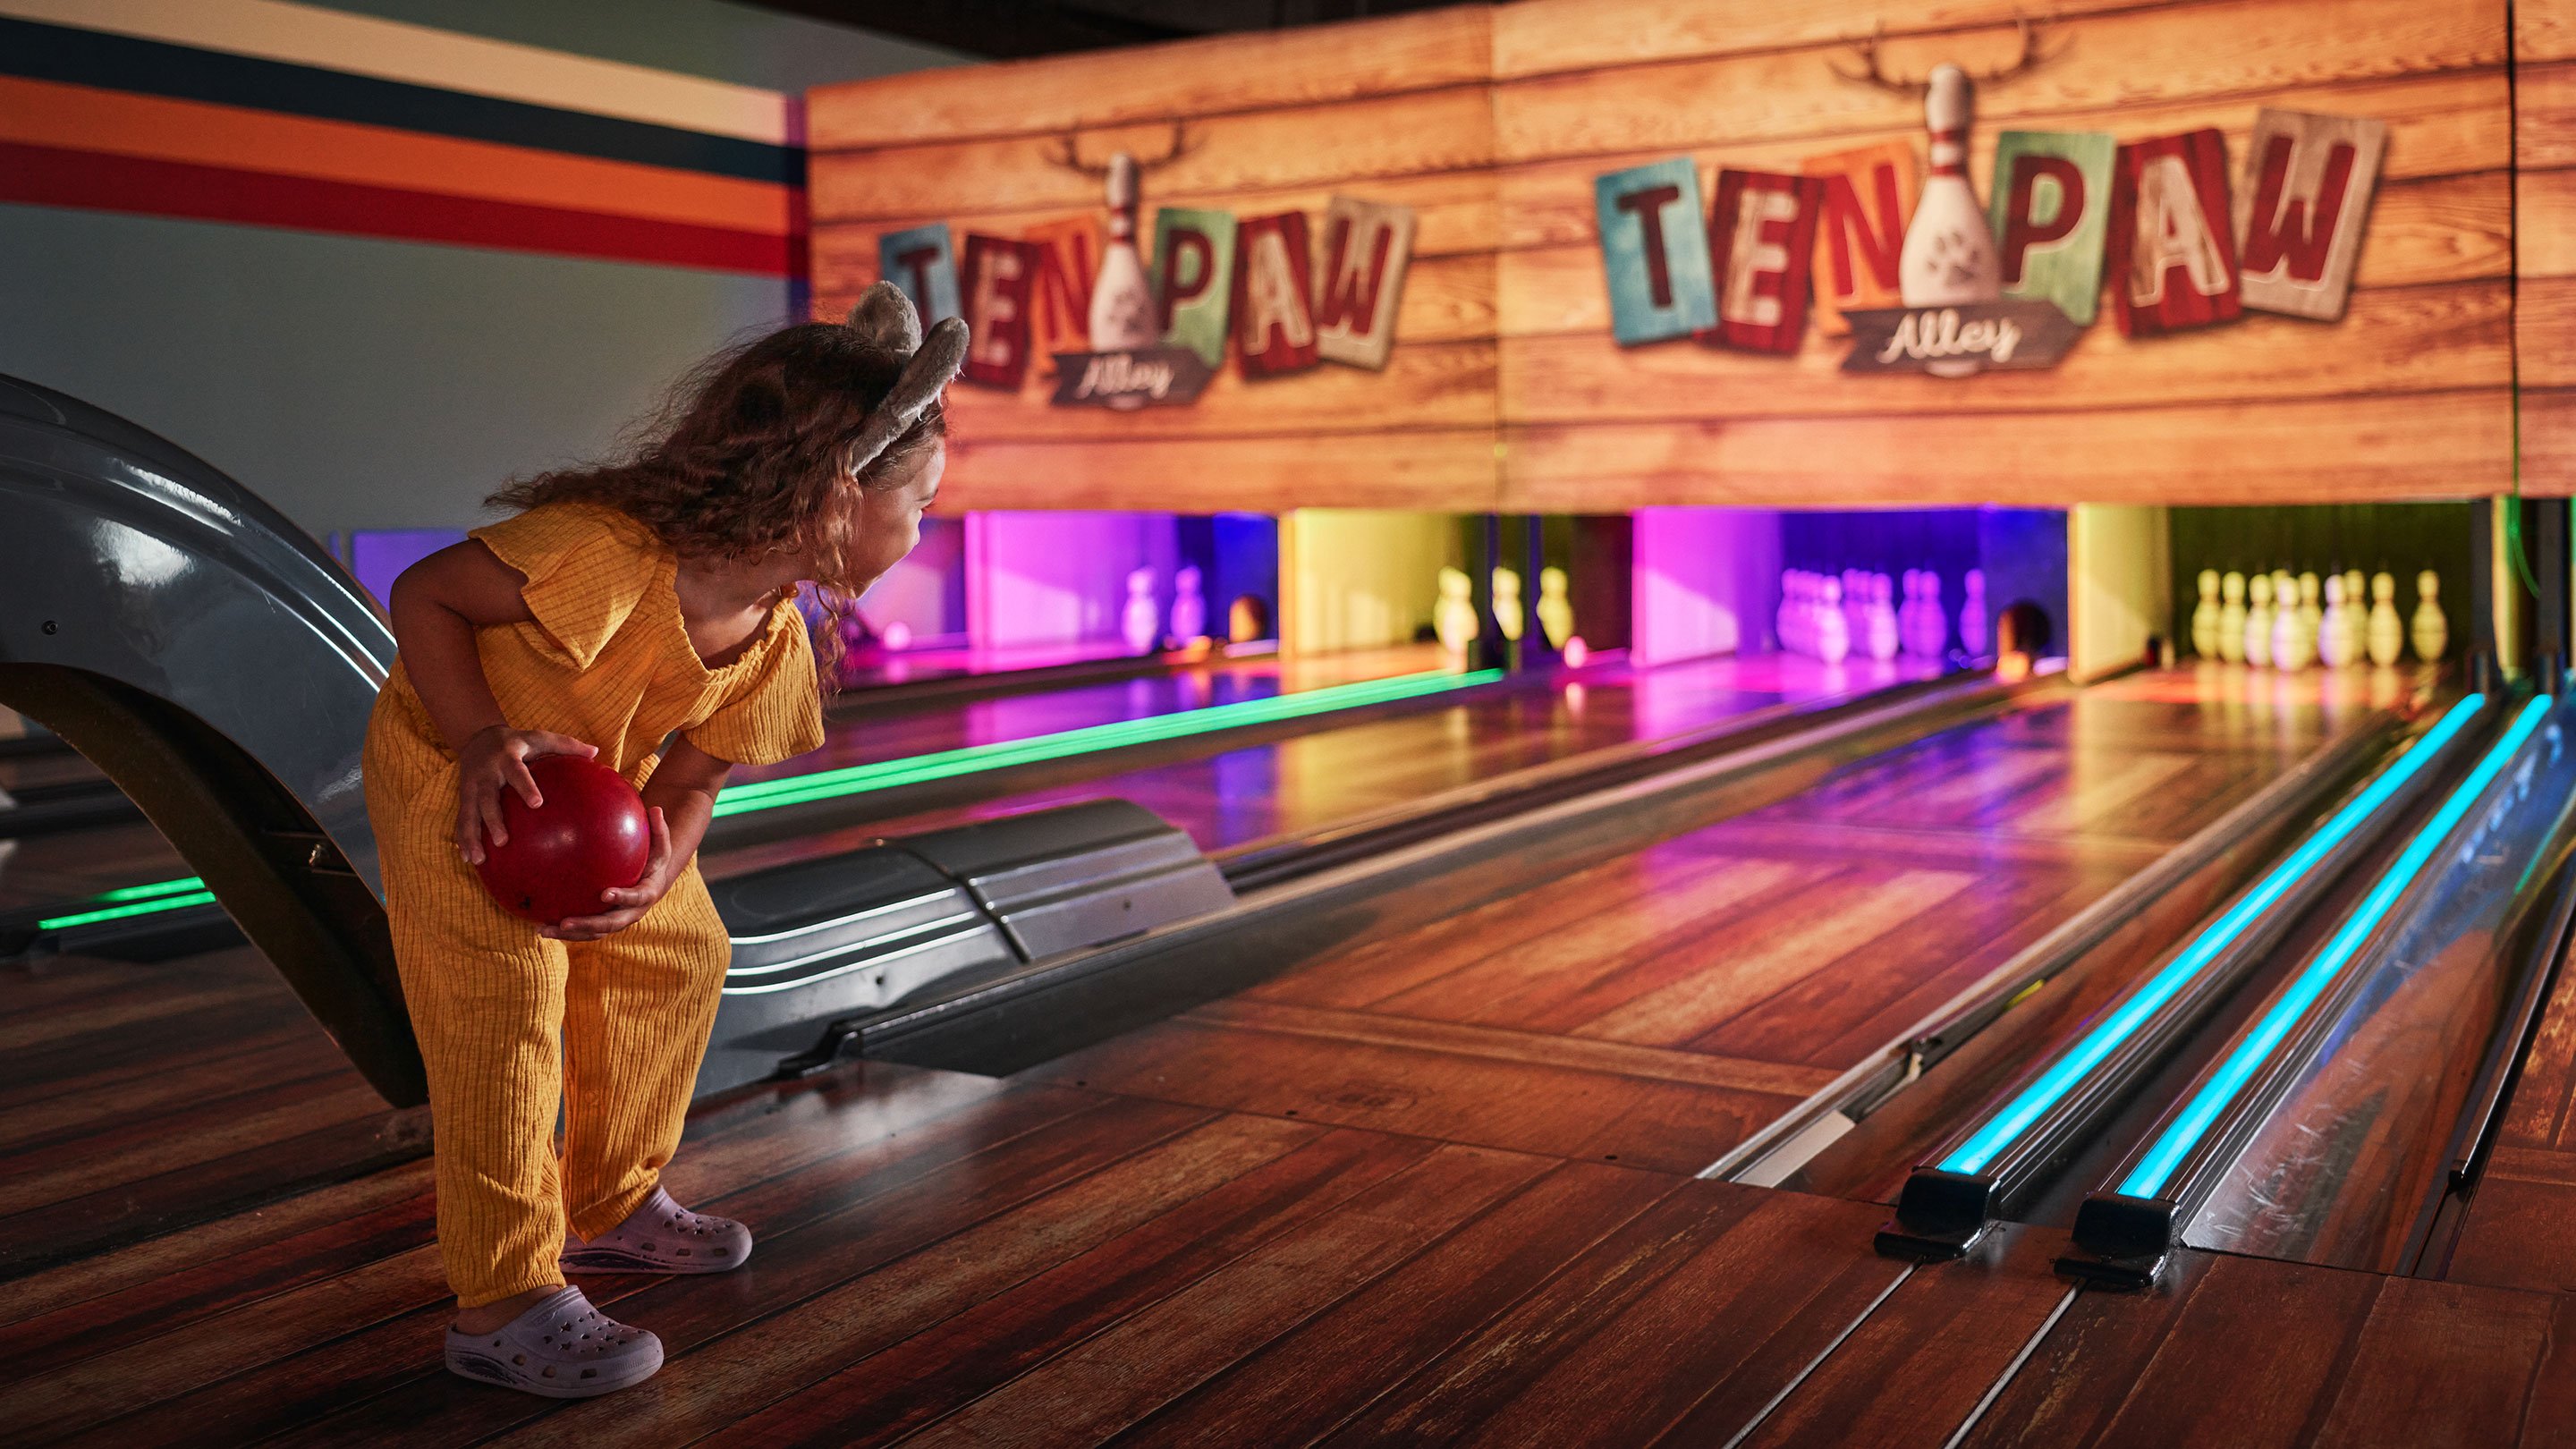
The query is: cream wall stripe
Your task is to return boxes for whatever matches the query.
[0,0,795,145]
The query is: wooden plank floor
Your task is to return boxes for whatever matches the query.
[30,666,2567,1446]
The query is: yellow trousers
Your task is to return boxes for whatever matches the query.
[368,750,729,1308]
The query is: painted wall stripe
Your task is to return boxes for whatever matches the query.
[0,0,795,145]
[0,16,801,185]
[0,141,801,275]
[2,75,796,236]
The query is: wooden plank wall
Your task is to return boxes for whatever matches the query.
[808,0,2519,514]
[2524,0,2576,493]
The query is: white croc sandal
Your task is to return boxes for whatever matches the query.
[445,1287,662,1398]
[562,1186,752,1275]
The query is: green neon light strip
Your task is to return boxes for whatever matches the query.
[39,889,219,932]
[712,667,1504,818]
[38,668,1504,931]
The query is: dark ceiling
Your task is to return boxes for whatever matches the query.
[742,0,1467,60]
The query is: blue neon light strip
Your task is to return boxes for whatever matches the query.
[2117,693,2555,1199]
[1936,693,2488,1176]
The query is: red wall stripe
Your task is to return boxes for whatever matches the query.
[0,140,804,277]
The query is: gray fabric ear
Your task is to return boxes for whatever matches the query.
[841,314,968,480]
[845,280,923,353]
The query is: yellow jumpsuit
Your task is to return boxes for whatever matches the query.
[362,502,825,1307]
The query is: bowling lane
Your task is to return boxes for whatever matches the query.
[1022,669,2378,1177]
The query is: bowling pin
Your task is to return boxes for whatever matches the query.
[1170,564,1207,642]
[2190,569,2221,659]
[2217,572,2247,664]
[1916,572,1948,658]
[2366,572,2403,666]
[2341,570,2366,664]
[1122,565,1161,653]
[2412,570,2448,661]
[2296,572,2323,657]
[1492,567,1524,643]
[1960,568,1989,657]
[1816,577,1852,664]
[1900,65,2002,380]
[1775,572,1799,656]
[2244,572,2275,667]
[1537,566,1575,648]
[1865,575,1901,661]
[2273,583,2314,670]
[1434,566,1478,656]
[2317,575,2350,667]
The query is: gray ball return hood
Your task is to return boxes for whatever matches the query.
[0,376,1230,1108]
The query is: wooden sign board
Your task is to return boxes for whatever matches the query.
[1313,195,1416,370]
[1802,140,1918,338]
[1153,208,1238,369]
[1990,131,2114,326]
[958,233,1039,388]
[2234,109,2387,322]
[1021,216,1099,373]
[1233,211,1322,377]
[1701,169,1824,355]
[1841,301,2082,374]
[1593,157,1716,344]
[2106,129,2242,338]
[1050,346,1216,407]
[877,223,959,324]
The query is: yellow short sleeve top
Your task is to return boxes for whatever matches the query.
[369,502,827,786]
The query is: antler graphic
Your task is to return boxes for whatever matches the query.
[1831,15,2064,97]
[1038,121,1199,178]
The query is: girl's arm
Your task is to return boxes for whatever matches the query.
[544,737,729,942]
[386,539,600,862]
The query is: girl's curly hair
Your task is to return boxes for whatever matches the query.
[487,321,945,676]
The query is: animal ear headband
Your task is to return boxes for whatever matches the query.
[841,280,969,479]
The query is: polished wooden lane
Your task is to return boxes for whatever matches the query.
[0,944,416,1278]
[2442,912,2576,1295]
[1024,673,2357,1174]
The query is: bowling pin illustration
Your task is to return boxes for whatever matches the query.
[2190,570,2221,659]
[1900,65,2003,377]
[1088,155,1160,412]
[1493,567,1524,643]
[2217,572,2247,664]
[1170,564,1207,642]
[1960,568,1989,657]
[2244,572,2275,668]
[1537,566,1576,648]
[1122,565,1161,653]
[2317,575,2350,667]
[2411,570,2448,661]
[1865,575,1901,661]
[1816,577,1852,664]
[1433,566,1478,656]
[2366,572,2403,666]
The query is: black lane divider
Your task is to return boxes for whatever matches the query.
[2059,692,2562,1289]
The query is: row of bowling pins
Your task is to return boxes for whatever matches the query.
[2189,568,2446,668]
[1122,564,1208,652]
[1777,568,1987,665]
[1432,566,1578,652]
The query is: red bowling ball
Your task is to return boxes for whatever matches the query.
[471,755,651,928]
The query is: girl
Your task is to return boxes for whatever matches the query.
[366,284,964,1398]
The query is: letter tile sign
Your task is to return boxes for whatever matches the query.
[1702,169,1825,354]
[1313,195,1416,369]
[958,233,1040,387]
[2233,109,2387,321]
[1989,131,2114,326]
[877,223,960,325]
[1233,211,1322,377]
[1595,157,1717,344]
[1802,140,1918,338]
[2106,129,2241,337]
[1154,208,1240,369]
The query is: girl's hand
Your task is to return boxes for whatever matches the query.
[455,725,598,864]
[543,807,675,941]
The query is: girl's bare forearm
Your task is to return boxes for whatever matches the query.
[640,776,719,869]
[391,589,511,751]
